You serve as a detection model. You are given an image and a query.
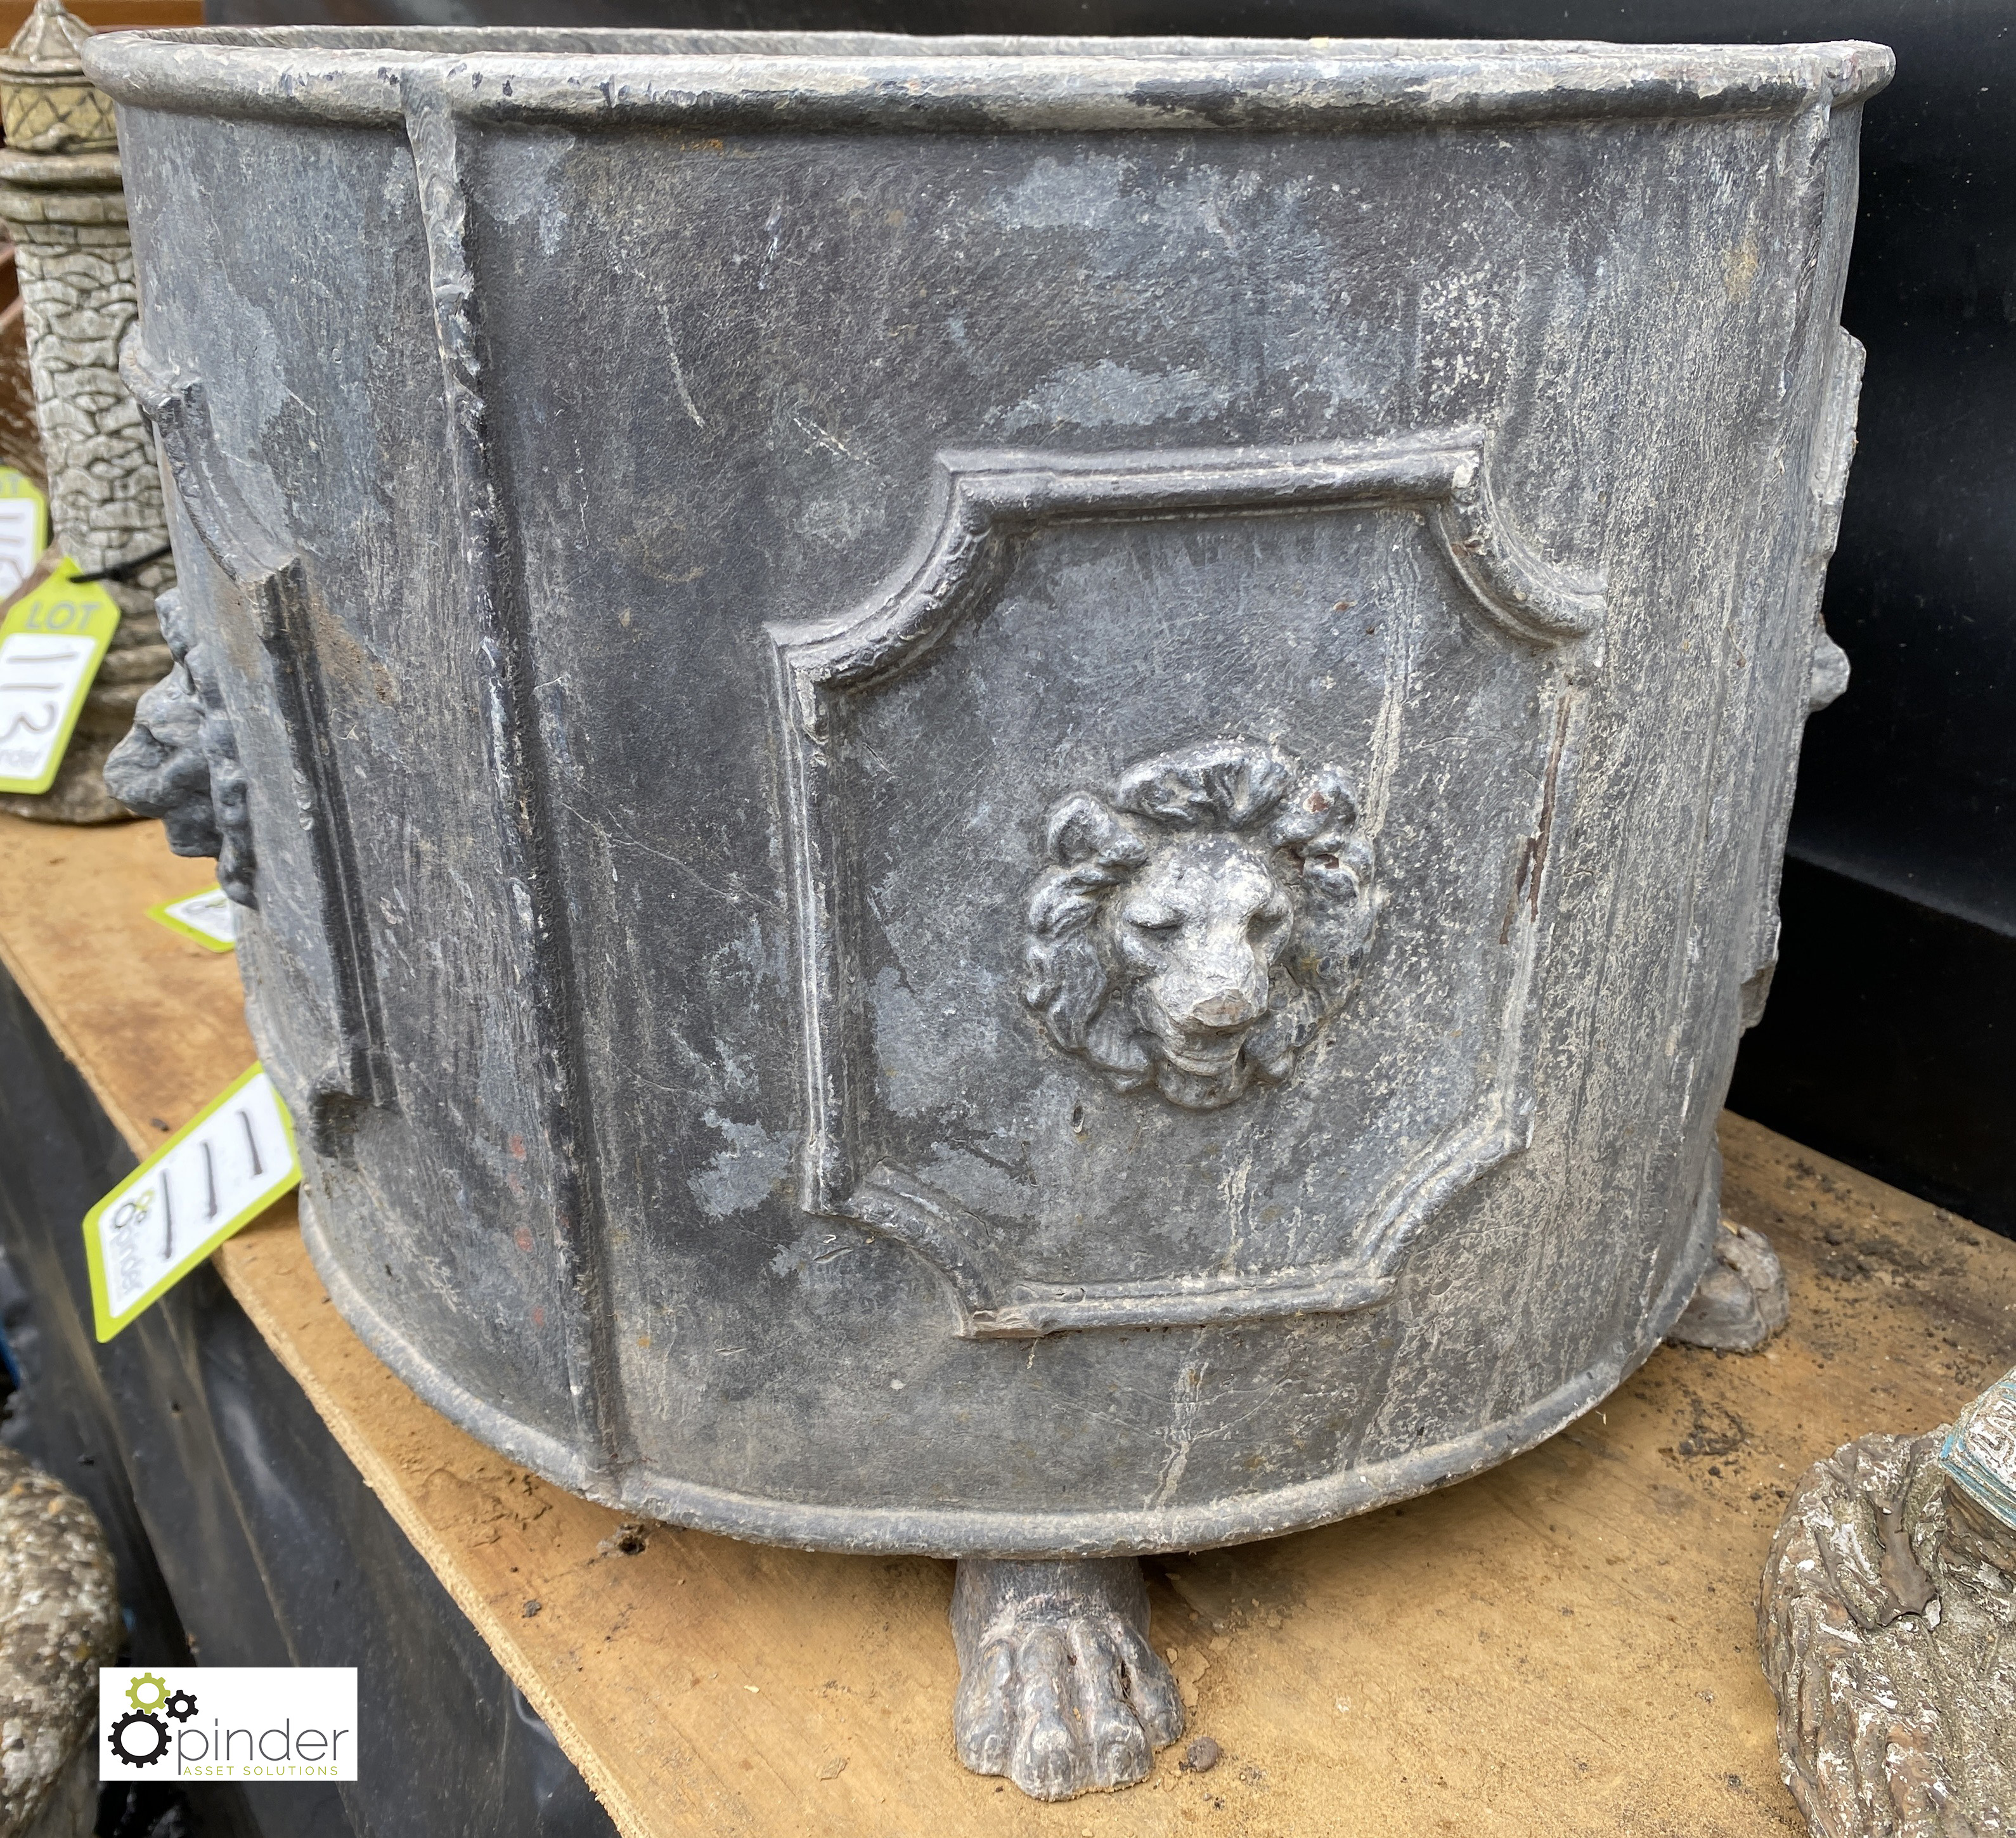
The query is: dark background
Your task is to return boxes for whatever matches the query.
[197,0,2015,1235]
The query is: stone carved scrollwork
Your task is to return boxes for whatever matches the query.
[103,587,255,904]
[1024,741,1377,1111]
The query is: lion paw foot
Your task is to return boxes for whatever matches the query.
[1670,1221,1789,1352]
[951,1556,1184,1801]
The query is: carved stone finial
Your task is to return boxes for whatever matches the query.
[5,0,93,70]
[0,0,116,155]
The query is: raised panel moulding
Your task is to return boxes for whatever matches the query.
[770,437,1602,1336]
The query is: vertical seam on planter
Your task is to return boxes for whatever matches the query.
[402,71,627,1479]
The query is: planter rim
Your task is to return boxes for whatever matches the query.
[84,29,1892,133]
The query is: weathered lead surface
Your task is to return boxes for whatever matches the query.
[90,29,1885,1556]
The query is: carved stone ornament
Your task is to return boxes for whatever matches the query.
[1941,1369,2016,1550]
[1024,741,1376,1111]
[0,0,174,826]
[0,1444,121,1838]
[0,0,115,154]
[1762,1368,2016,1837]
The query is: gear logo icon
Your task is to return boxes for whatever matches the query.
[125,1673,168,1714]
[109,1709,170,1767]
[165,1688,198,1723]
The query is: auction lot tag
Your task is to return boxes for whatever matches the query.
[0,562,118,794]
[84,1066,299,1341]
[148,884,238,952]
[0,469,46,600]
[101,1666,358,1781]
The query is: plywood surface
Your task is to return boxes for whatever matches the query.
[3,808,2011,1836]
[0,3,202,39]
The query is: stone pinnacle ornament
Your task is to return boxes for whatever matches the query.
[0,0,172,824]
[1762,1366,2016,1836]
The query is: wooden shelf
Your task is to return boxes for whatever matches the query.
[1,807,2010,1835]
[0,2,201,39]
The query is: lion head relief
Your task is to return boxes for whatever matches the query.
[1022,741,1380,1111]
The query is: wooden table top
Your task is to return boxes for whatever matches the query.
[2,808,2009,1837]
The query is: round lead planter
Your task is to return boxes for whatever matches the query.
[93,29,1885,1557]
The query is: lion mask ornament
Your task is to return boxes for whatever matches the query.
[1022,741,1381,1111]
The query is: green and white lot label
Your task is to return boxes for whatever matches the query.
[0,562,118,794]
[101,1666,358,1781]
[148,884,238,952]
[84,1066,299,1341]
[0,469,47,600]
